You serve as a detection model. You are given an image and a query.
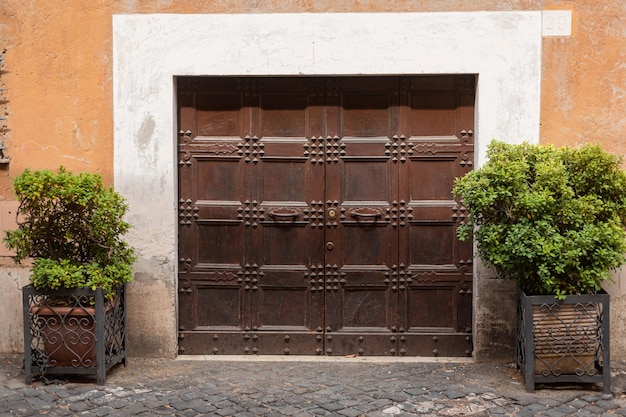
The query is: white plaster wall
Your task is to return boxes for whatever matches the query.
[113,12,542,359]
[0,265,31,353]
[602,268,626,360]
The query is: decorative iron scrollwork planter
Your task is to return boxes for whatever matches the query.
[23,285,127,385]
[516,290,610,394]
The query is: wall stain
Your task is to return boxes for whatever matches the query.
[137,115,155,150]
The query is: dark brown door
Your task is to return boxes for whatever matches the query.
[177,76,474,356]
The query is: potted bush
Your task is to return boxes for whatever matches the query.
[4,167,136,384]
[453,140,626,393]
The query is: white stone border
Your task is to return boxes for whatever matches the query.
[113,12,542,357]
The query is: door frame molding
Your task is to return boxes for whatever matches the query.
[113,12,542,359]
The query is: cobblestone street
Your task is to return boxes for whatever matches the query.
[2,355,626,416]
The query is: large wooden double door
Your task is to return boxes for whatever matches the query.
[177,76,474,356]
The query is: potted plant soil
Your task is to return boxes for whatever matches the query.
[453,141,626,393]
[4,167,136,384]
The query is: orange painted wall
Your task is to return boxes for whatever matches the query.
[0,0,624,198]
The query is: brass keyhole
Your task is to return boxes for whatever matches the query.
[328,209,336,219]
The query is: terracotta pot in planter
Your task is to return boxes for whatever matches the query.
[533,303,600,376]
[23,285,127,385]
[517,290,610,394]
[31,302,117,367]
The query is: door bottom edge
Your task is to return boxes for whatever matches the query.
[174,355,474,363]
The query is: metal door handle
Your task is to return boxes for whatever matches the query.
[268,208,300,220]
[326,242,334,250]
[351,212,381,218]
[349,207,384,218]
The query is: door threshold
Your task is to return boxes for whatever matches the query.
[176,355,474,363]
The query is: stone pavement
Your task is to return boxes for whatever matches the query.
[2,354,626,416]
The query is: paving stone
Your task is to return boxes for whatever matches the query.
[120,402,150,414]
[594,399,621,410]
[38,392,60,402]
[526,402,550,411]
[487,406,509,414]
[319,402,344,412]
[151,405,175,414]
[375,398,397,407]
[581,404,609,414]
[283,395,306,405]
[355,403,382,413]
[552,404,578,414]
[170,400,192,411]
[488,412,510,417]
[21,388,44,397]
[233,412,258,417]
[540,409,568,417]
[191,402,217,413]
[85,390,107,400]
[7,411,34,417]
[292,413,316,417]
[442,390,467,399]
[216,407,239,416]
[181,391,203,401]
[404,387,427,396]
[263,412,288,417]
[93,405,115,416]
[205,394,228,403]
[338,399,361,407]
[579,394,604,402]
[514,408,538,417]
[69,401,95,412]
[99,398,125,409]
[573,411,605,417]
[387,393,409,402]
[25,395,56,408]
[337,408,363,417]
[283,406,308,415]
[565,399,589,408]
[176,410,199,417]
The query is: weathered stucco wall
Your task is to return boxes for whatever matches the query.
[0,0,624,361]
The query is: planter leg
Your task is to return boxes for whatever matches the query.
[523,293,535,393]
[23,289,32,385]
[602,297,611,395]
[96,289,106,385]
[525,362,535,393]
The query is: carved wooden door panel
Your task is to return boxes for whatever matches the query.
[177,77,326,354]
[177,77,252,354]
[323,78,400,355]
[245,78,326,354]
[177,76,474,356]
[396,76,474,356]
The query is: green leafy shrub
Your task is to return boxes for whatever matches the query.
[453,140,626,299]
[4,167,136,297]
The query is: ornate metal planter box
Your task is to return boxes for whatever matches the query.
[516,290,610,394]
[23,285,127,385]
